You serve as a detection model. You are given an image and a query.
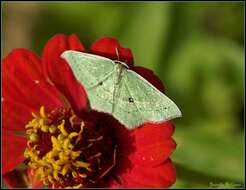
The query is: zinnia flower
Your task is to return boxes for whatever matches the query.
[2,34,177,188]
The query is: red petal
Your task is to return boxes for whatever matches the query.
[128,121,176,166]
[42,34,88,113]
[132,66,165,93]
[90,37,134,67]
[2,49,65,131]
[67,34,86,50]
[2,130,27,174]
[110,158,176,188]
[2,100,35,131]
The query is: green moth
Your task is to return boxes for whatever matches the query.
[61,50,182,129]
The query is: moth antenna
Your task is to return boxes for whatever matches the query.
[115,48,120,60]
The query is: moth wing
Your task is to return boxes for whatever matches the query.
[113,70,182,129]
[61,50,117,112]
[61,50,116,88]
[111,72,144,128]
[86,70,120,114]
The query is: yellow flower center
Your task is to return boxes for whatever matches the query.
[24,106,117,188]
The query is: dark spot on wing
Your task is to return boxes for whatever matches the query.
[99,82,103,86]
[164,106,170,110]
[128,97,134,103]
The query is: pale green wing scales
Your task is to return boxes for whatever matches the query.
[61,50,117,113]
[111,70,145,128]
[61,50,115,88]
[85,70,119,113]
[113,69,182,129]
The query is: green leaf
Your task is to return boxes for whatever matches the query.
[171,123,244,185]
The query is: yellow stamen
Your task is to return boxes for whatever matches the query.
[53,170,60,181]
[74,161,90,169]
[51,136,59,148]
[69,114,77,126]
[58,120,68,136]
[24,106,91,188]
[80,122,84,131]
[49,125,56,134]
[72,171,78,177]
[74,122,84,145]
[72,184,82,188]
[32,112,38,118]
[48,175,54,183]
[41,125,49,132]
[68,132,78,139]
[58,134,64,141]
[79,173,87,178]
[30,133,38,142]
[40,106,46,118]
[62,164,70,176]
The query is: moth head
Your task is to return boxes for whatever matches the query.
[113,60,129,69]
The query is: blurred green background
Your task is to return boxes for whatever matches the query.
[2,2,245,188]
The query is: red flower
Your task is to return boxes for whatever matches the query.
[2,34,176,188]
